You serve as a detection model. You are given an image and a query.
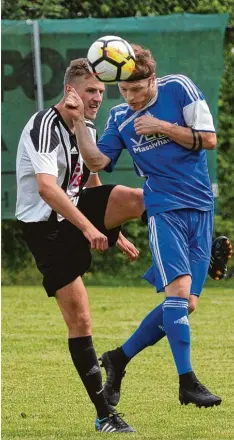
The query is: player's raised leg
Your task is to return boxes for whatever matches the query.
[104,185,145,229]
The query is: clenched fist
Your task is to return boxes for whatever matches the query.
[134,115,164,135]
[64,87,85,122]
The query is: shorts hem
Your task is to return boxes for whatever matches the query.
[44,266,90,297]
[155,272,192,293]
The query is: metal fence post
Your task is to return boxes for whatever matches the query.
[27,19,44,111]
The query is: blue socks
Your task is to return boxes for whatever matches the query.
[122,297,192,376]
[163,297,192,375]
[122,302,165,358]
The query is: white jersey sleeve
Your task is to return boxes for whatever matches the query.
[159,74,215,132]
[16,108,66,222]
[183,99,215,132]
[174,74,215,132]
[27,107,60,176]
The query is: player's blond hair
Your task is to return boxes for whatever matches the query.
[127,44,156,81]
[64,58,91,85]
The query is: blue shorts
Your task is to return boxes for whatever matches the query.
[143,209,213,296]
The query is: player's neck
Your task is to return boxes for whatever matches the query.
[150,84,158,102]
[142,85,158,109]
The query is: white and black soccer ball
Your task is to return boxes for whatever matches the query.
[87,35,135,83]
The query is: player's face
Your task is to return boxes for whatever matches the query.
[74,75,105,120]
[119,75,156,111]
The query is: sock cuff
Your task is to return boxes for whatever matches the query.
[68,335,93,351]
[163,297,188,310]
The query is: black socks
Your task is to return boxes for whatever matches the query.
[69,336,109,419]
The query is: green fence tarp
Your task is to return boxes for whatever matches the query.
[1,14,229,219]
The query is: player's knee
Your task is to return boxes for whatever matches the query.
[78,311,91,331]
[166,275,191,299]
[110,185,144,218]
[131,188,144,216]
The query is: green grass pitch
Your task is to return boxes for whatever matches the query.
[2,285,234,439]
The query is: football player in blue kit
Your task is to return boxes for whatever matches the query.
[65,44,232,409]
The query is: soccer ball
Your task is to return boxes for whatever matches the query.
[87,35,135,83]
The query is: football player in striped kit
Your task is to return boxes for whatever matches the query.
[16,58,148,433]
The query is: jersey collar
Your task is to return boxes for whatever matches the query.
[53,106,74,137]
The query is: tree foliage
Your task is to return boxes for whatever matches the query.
[1,0,64,19]
[216,38,234,220]
[2,0,234,20]
[2,0,234,282]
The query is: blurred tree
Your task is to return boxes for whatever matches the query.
[1,0,64,19]
[2,0,234,21]
[216,36,234,220]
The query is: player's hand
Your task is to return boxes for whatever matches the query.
[134,115,164,135]
[64,87,85,121]
[83,224,108,251]
[116,233,139,262]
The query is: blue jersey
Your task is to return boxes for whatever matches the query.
[98,74,215,215]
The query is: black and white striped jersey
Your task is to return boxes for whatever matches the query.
[15,106,96,222]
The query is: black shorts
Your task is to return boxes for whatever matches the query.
[21,185,120,297]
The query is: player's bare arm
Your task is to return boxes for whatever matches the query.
[134,115,216,151]
[36,173,108,251]
[65,88,111,171]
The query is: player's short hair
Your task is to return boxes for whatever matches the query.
[127,44,156,81]
[64,58,92,85]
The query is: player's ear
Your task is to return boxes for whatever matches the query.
[65,84,72,93]
[150,73,156,85]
